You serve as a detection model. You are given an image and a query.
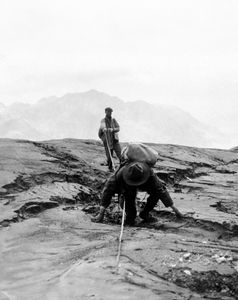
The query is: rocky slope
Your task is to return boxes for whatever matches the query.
[0,138,238,299]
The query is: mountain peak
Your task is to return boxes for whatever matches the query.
[85,89,102,95]
[0,90,228,148]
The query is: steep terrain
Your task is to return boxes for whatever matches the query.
[0,138,238,299]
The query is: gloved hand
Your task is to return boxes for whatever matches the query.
[171,205,183,218]
[103,128,113,132]
[91,206,106,223]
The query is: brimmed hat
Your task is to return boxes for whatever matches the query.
[121,162,150,186]
[105,107,113,112]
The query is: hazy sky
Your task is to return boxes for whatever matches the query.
[1,0,238,123]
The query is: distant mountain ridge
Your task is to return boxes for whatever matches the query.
[0,89,227,148]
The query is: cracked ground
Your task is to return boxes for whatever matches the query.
[0,138,238,299]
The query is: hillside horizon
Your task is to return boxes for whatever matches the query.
[0,89,234,149]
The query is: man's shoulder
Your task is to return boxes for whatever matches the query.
[115,165,124,180]
[112,117,119,123]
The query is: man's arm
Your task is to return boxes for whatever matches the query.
[170,205,183,218]
[91,175,118,223]
[98,128,104,139]
[98,119,114,140]
[154,175,183,218]
[112,118,120,133]
[98,119,106,140]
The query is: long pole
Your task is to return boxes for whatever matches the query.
[116,199,126,267]
[104,130,115,171]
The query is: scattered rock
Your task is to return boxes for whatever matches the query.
[183,253,192,259]
[184,270,192,276]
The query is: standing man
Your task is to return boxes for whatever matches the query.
[98,107,121,172]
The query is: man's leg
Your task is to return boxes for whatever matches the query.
[113,141,122,162]
[103,141,113,170]
[139,174,167,221]
[123,188,137,225]
[140,172,182,219]
[91,174,118,223]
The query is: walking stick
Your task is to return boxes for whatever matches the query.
[104,130,115,171]
[116,199,125,267]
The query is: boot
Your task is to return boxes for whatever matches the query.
[91,206,106,223]
[139,210,157,223]
[124,217,135,226]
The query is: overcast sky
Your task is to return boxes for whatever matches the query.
[1,0,238,124]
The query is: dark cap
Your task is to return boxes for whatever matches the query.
[105,107,113,112]
[121,162,150,186]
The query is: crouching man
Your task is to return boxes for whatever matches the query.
[92,161,183,225]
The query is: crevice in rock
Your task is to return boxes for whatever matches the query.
[0,171,104,196]
[32,141,79,163]
[14,201,59,216]
[0,181,101,228]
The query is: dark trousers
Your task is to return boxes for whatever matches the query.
[103,140,121,169]
[122,173,173,221]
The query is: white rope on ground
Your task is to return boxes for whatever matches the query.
[104,130,115,171]
[116,199,126,267]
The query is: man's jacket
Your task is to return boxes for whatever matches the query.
[98,117,120,148]
[100,165,173,209]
